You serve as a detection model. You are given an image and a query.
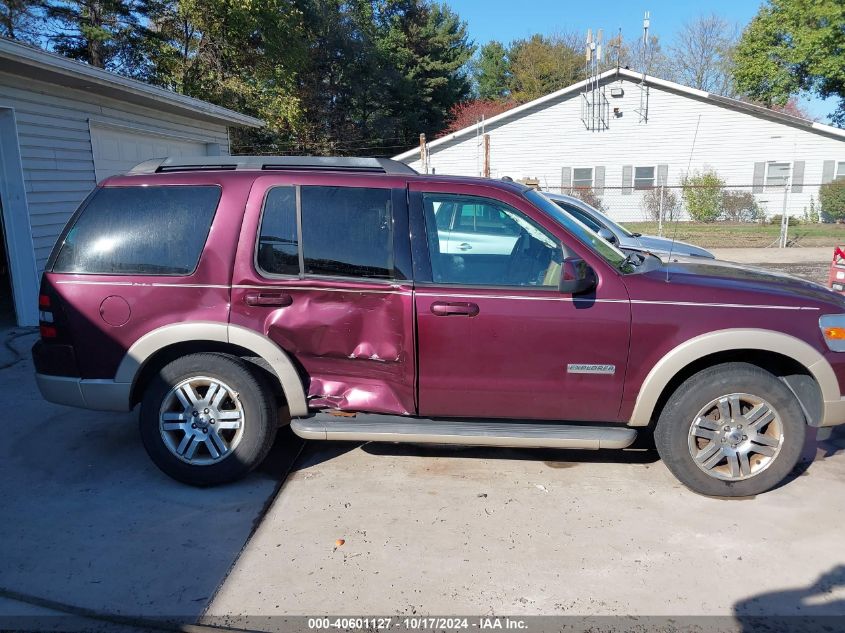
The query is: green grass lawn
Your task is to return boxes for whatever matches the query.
[623,222,845,248]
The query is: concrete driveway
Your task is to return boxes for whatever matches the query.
[0,328,302,629]
[4,253,845,631]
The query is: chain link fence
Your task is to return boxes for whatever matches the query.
[538,183,826,228]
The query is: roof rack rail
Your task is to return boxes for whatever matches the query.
[127,155,418,176]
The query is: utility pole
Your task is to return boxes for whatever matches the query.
[483,134,490,178]
[419,133,428,174]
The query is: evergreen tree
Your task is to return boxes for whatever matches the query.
[474,40,509,100]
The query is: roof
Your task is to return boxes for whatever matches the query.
[0,37,264,128]
[393,67,845,161]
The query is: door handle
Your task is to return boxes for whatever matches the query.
[430,301,479,317]
[245,292,293,307]
[457,242,472,251]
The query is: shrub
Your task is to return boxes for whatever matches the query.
[640,187,680,222]
[769,214,801,226]
[820,179,845,222]
[681,169,724,223]
[720,190,763,222]
[802,197,820,224]
[572,187,607,212]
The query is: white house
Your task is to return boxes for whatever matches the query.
[394,67,845,226]
[0,38,263,326]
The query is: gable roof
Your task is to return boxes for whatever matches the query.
[0,37,264,128]
[394,67,845,161]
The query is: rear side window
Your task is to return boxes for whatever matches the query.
[301,186,393,279]
[52,186,221,275]
[256,185,395,280]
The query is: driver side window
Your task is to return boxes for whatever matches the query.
[423,193,563,288]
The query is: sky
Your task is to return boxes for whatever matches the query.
[447,0,836,122]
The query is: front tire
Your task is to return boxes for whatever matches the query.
[654,362,806,497]
[140,353,278,486]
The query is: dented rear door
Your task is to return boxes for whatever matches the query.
[230,173,416,416]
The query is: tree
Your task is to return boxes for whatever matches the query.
[1,0,40,42]
[641,186,680,222]
[733,0,845,126]
[682,169,725,223]
[820,179,845,222]
[441,99,515,136]
[378,1,474,142]
[669,14,738,95]
[625,34,672,80]
[43,0,149,71]
[508,33,581,103]
[142,0,307,145]
[473,40,509,100]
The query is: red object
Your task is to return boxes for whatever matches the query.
[31,168,845,426]
[829,246,845,293]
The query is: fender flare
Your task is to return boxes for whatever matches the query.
[117,322,308,416]
[629,328,839,427]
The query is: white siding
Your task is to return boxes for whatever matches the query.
[403,76,845,221]
[0,71,231,270]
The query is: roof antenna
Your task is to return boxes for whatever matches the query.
[666,113,702,282]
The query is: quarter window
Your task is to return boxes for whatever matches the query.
[572,167,593,189]
[766,162,791,190]
[51,185,220,275]
[257,186,299,276]
[634,166,655,190]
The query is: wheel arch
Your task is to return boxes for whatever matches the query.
[629,328,839,428]
[119,322,309,416]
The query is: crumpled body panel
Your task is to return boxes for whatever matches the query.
[251,283,416,416]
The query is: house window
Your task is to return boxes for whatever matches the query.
[765,162,791,190]
[634,166,655,190]
[837,161,845,180]
[572,167,593,189]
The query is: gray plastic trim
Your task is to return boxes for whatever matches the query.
[291,413,637,449]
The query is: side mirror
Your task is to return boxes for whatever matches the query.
[559,257,597,295]
[597,228,618,244]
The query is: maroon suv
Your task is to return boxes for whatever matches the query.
[33,156,845,496]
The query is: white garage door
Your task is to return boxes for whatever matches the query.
[91,125,210,182]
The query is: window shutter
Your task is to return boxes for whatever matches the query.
[560,167,572,193]
[792,161,805,193]
[822,160,835,184]
[594,166,605,194]
[622,165,633,195]
[752,162,765,193]
[657,164,669,187]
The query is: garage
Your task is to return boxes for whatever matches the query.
[90,124,213,182]
[0,38,263,326]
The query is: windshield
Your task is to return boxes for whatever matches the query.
[525,190,627,269]
[592,205,634,237]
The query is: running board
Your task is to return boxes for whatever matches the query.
[290,412,637,450]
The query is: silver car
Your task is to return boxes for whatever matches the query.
[543,192,715,259]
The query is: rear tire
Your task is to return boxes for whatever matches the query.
[654,362,806,497]
[140,353,277,486]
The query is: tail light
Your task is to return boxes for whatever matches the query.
[38,284,60,340]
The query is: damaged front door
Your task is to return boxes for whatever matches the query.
[230,174,416,415]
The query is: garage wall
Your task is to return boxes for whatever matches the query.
[0,70,231,272]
